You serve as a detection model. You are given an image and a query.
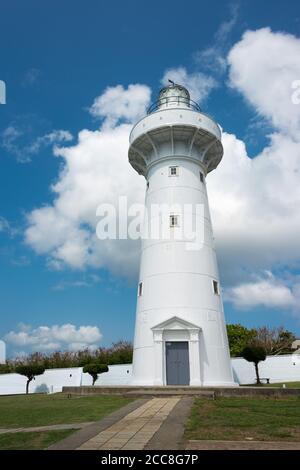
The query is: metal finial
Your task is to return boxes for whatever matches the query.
[168,79,175,86]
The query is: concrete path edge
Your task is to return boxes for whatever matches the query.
[144,397,193,450]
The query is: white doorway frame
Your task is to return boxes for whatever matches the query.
[151,316,202,386]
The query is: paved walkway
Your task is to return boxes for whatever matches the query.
[77,397,180,450]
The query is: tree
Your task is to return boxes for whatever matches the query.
[0,363,13,374]
[108,341,133,365]
[15,365,45,394]
[83,363,108,385]
[241,346,266,385]
[226,324,257,357]
[254,326,295,355]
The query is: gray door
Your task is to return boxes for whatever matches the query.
[166,341,190,385]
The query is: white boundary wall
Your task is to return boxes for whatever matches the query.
[0,356,299,395]
[232,354,300,385]
[0,364,132,395]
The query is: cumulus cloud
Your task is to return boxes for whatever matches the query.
[4,323,102,352]
[208,27,300,298]
[160,67,217,103]
[24,28,300,315]
[209,130,300,286]
[224,272,297,309]
[228,27,300,138]
[25,85,148,278]
[89,84,151,127]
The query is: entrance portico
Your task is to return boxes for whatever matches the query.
[151,316,202,386]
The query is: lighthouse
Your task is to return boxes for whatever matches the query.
[128,83,236,387]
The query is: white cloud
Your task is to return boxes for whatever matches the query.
[209,130,300,286]
[0,215,18,237]
[195,3,239,74]
[224,273,297,309]
[207,27,300,290]
[24,29,300,317]
[52,274,102,291]
[1,126,73,163]
[4,323,102,352]
[25,85,148,278]
[160,67,217,103]
[28,130,73,153]
[89,84,151,127]
[0,216,11,233]
[228,27,300,138]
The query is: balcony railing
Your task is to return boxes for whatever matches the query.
[147,96,201,114]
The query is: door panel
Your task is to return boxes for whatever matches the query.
[166,341,190,385]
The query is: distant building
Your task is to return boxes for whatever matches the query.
[292,339,300,350]
[0,340,6,364]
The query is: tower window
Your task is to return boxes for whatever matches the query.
[213,280,219,295]
[170,214,179,227]
[138,282,143,297]
[200,171,204,183]
[146,181,149,189]
[169,166,179,176]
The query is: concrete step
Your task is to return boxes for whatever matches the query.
[125,390,215,398]
[62,385,300,398]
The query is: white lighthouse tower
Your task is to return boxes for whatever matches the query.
[128,83,236,387]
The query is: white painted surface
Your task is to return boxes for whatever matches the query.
[0,356,299,394]
[232,354,300,385]
[0,367,82,395]
[81,364,132,386]
[0,341,5,364]
[128,84,235,386]
[0,364,133,395]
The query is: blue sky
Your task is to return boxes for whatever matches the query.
[1,0,300,357]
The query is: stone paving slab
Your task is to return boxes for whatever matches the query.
[77,397,180,451]
[48,398,147,450]
[145,396,193,450]
[186,440,300,450]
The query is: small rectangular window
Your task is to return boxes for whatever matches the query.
[213,280,219,295]
[146,181,149,189]
[170,214,179,227]
[169,166,179,176]
[200,171,204,183]
[138,282,143,296]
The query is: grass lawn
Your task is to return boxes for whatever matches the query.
[0,429,76,450]
[0,393,133,429]
[185,397,300,442]
[242,382,300,388]
[265,382,300,388]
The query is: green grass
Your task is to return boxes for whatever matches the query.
[242,382,300,388]
[0,429,76,450]
[185,397,300,442]
[0,393,132,429]
[265,382,300,388]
